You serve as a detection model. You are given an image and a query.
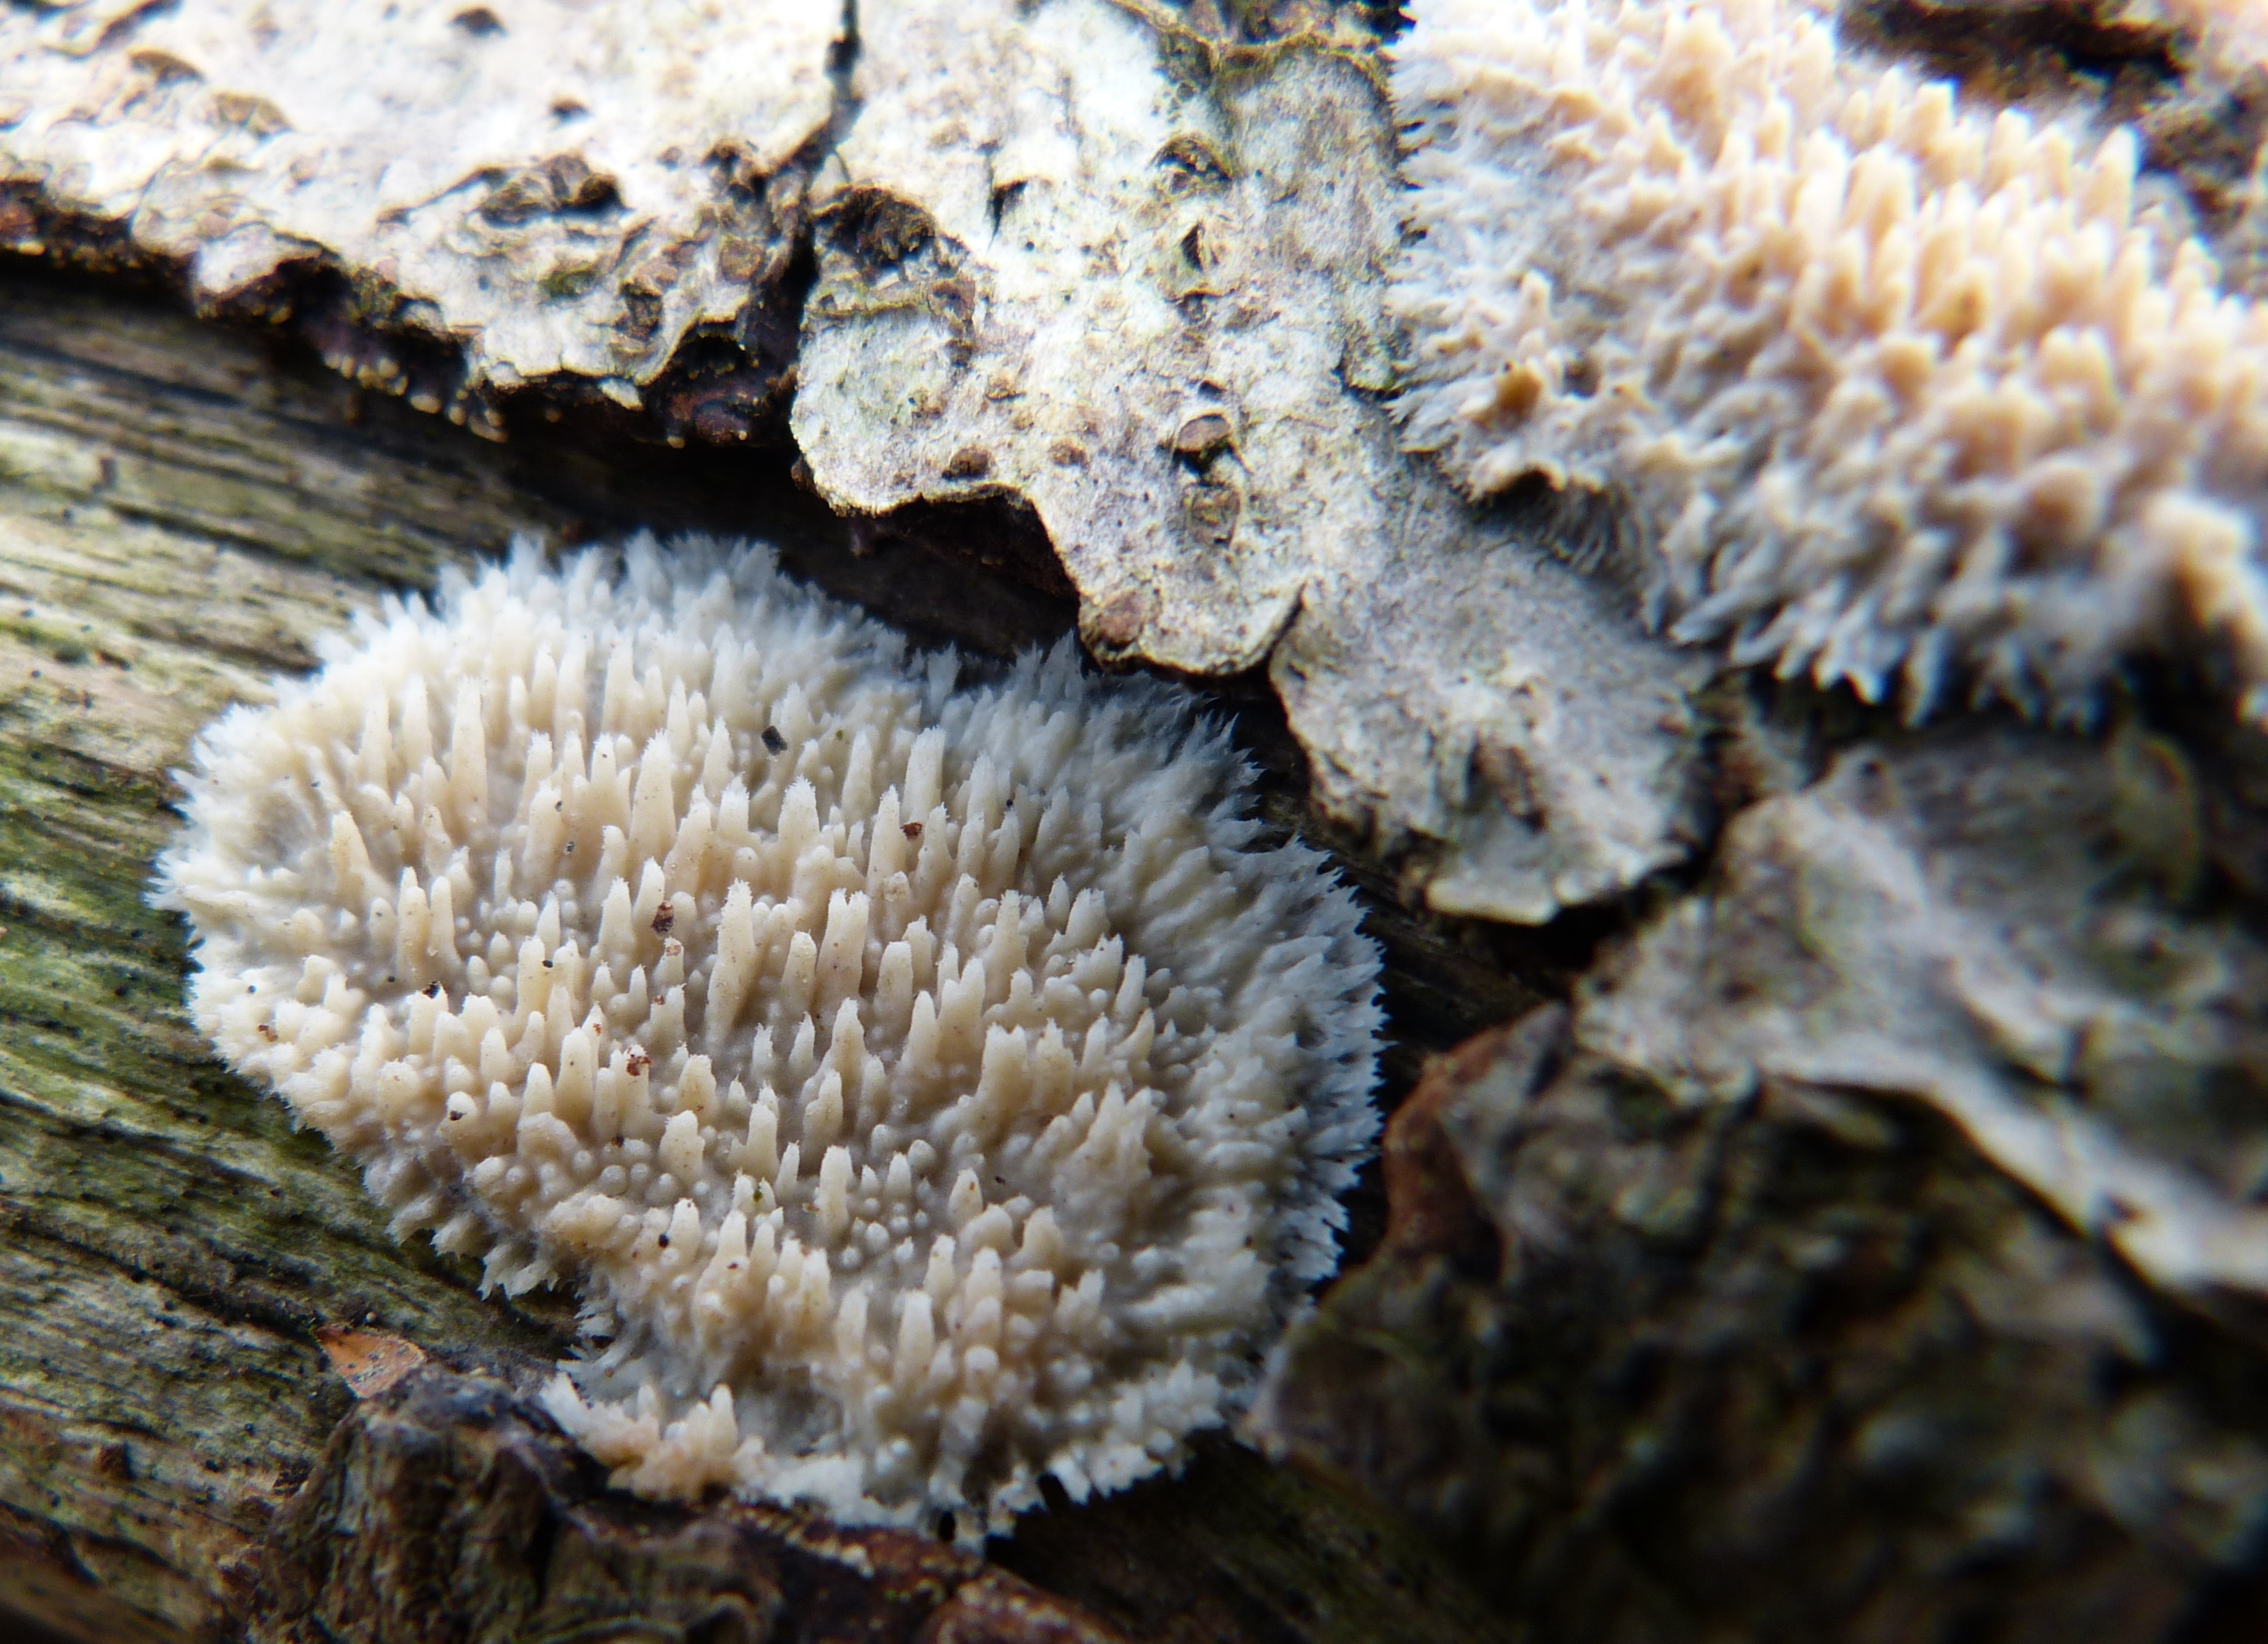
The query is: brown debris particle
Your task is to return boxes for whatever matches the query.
[314,1325,429,1401]
[1090,588,1153,650]
[212,92,291,136]
[1154,133,1235,190]
[1184,478,1241,546]
[650,903,675,936]
[1170,412,1234,461]
[480,153,620,224]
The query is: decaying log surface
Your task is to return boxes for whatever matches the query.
[0,268,1516,1644]
[1256,719,2268,1639]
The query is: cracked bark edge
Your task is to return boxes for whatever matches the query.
[240,1364,1125,1644]
[795,0,1716,924]
[0,0,852,442]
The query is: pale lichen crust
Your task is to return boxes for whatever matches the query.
[1392,0,2268,721]
[0,1,838,409]
[158,538,1380,1540]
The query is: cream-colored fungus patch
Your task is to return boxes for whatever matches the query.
[2153,0,2268,78]
[158,538,1380,1539]
[1392,0,2268,720]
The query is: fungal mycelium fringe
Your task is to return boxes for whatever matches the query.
[1391,0,2268,720]
[156,537,1382,1540]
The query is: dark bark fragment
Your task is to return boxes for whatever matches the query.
[246,1366,1120,1644]
[1259,1010,2268,1642]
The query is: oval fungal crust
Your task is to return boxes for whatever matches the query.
[1392,0,2268,722]
[158,537,1381,1539]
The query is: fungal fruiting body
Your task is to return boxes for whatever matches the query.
[159,538,1380,1539]
[2156,0,2268,78]
[1391,0,2268,720]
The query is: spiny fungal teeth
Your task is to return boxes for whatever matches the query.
[1392,0,2268,723]
[158,534,1382,1543]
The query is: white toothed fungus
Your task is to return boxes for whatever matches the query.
[156,536,1380,1541]
[2151,0,2268,78]
[1391,0,2268,720]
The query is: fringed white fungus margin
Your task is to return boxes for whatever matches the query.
[1391,0,2268,721]
[157,537,1380,1541]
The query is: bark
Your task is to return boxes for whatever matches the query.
[1254,720,2268,1639]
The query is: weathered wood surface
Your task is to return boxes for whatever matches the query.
[0,267,1515,1644]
